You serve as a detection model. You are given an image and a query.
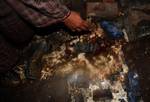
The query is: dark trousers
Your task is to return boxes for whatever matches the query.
[0,0,34,73]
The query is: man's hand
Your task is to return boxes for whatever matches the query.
[63,11,89,32]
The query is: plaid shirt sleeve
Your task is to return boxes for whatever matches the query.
[6,0,70,27]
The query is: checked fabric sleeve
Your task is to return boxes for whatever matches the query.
[6,0,71,27]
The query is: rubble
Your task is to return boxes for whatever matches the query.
[87,2,119,18]
[40,22,130,101]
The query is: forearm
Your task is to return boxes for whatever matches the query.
[21,0,71,23]
[6,0,70,27]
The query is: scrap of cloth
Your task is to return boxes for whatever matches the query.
[6,0,70,27]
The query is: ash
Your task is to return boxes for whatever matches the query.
[40,24,129,102]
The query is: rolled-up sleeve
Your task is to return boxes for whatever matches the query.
[6,0,70,27]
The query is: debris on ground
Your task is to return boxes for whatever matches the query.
[40,22,131,101]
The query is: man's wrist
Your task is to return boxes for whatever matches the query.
[62,10,71,22]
